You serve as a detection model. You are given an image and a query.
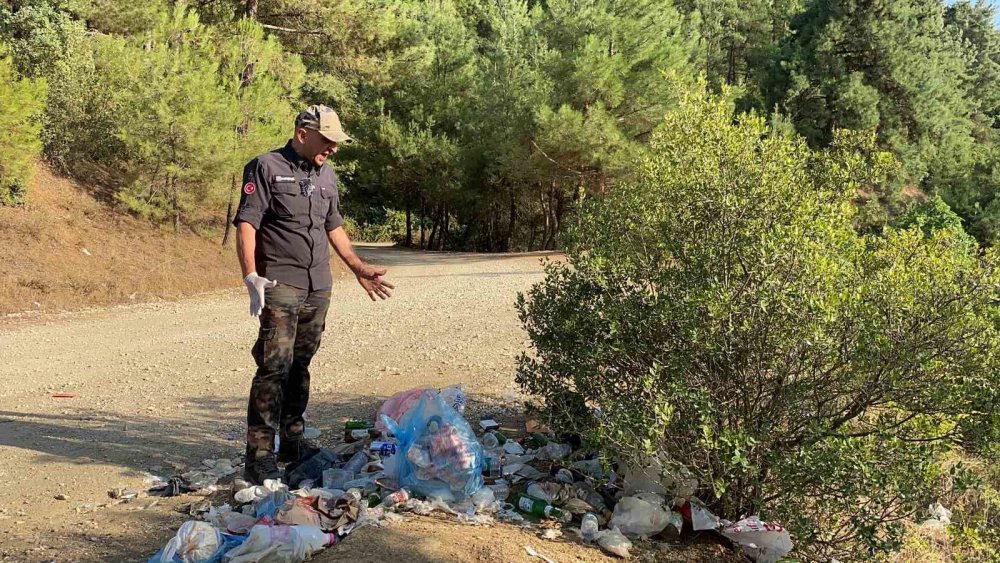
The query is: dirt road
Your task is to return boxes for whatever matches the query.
[0,245,620,562]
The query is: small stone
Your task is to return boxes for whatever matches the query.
[54,494,68,501]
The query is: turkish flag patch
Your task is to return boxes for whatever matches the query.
[243,182,256,195]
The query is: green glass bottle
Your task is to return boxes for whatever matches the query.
[515,494,569,521]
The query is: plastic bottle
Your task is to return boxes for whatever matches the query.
[515,493,570,522]
[488,479,510,501]
[482,455,504,479]
[343,451,368,474]
[581,513,599,542]
[292,525,336,549]
[482,433,500,449]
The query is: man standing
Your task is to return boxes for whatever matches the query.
[233,105,394,484]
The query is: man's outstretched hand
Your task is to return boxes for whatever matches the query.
[355,264,393,301]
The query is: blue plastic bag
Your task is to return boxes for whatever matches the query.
[382,389,484,501]
[255,489,294,519]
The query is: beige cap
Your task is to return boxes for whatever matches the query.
[295,105,353,144]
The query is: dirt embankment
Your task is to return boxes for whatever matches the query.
[0,164,350,318]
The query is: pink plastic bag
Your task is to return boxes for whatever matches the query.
[376,388,429,433]
[376,386,466,433]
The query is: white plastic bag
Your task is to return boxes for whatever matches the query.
[596,527,632,558]
[719,516,793,563]
[223,525,333,563]
[610,494,673,538]
[155,521,222,563]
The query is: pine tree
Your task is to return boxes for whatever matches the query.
[113,4,238,232]
[0,53,47,205]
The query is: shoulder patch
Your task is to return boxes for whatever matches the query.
[243,182,256,195]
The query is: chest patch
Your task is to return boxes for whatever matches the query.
[274,175,296,182]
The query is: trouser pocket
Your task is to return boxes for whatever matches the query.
[251,326,277,367]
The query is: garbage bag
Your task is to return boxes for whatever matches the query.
[149,521,245,563]
[376,385,467,433]
[719,516,793,563]
[381,389,484,501]
[610,495,673,538]
[222,525,334,563]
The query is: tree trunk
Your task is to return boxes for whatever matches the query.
[172,176,180,235]
[243,0,258,18]
[541,187,550,251]
[726,42,737,85]
[222,173,238,246]
[427,206,440,250]
[420,201,426,249]
[544,182,557,250]
[440,204,449,251]
[505,186,517,252]
[405,202,412,247]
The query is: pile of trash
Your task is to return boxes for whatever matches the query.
[148,385,793,562]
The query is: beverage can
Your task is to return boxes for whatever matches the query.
[369,440,398,456]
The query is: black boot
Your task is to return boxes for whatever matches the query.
[243,451,281,485]
[277,434,321,464]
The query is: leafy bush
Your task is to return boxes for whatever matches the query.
[0,53,46,205]
[516,87,1000,559]
[343,208,407,242]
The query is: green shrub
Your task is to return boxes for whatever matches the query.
[343,208,407,242]
[516,86,1000,560]
[0,53,46,205]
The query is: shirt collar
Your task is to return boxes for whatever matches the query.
[280,140,319,172]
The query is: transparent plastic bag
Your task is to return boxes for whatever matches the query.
[149,521,244,563]
[610,495,673,538]
[381,390,484,501]
[222,524,333,563]
[596,527,632,558]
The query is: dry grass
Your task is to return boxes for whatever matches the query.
[0,164,349,318]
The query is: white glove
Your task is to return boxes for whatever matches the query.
[243,272,277,316]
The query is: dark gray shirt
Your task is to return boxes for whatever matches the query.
[233,141,344,291]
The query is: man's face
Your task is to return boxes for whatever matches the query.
[296,127,339,167]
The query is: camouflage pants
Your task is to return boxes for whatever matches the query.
[246,283,331,459]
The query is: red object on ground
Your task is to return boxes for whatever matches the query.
[52,393,77,398]
[676,502,692,522]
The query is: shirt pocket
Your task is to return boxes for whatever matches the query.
[270,181,301,219]
[312,186,334,221]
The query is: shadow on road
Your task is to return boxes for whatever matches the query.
[354,243,560,269]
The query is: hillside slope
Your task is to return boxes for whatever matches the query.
[0,165,237,317]
[0,165,350,318]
